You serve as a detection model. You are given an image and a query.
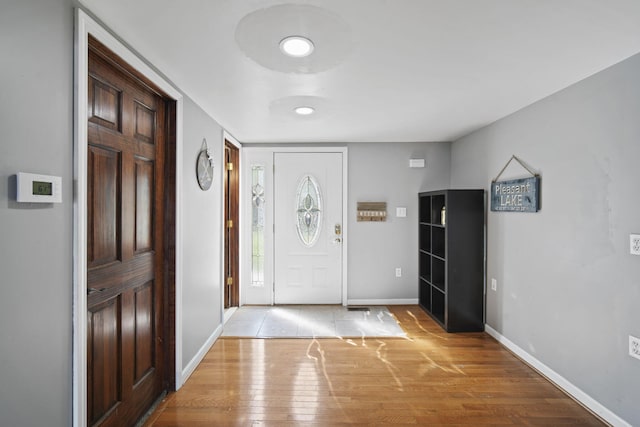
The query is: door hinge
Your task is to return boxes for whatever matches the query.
[226,162,234,171]
[227,276,233,286]
[227,219,233,228]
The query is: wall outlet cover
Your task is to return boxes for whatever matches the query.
[395,268,402,277]
[630,234,640,255]
[630,335,640,360]
[491,278,497,291]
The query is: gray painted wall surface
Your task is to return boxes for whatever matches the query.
[347,142,450,301]
[0,0,74,426]
[0,1,225,424]
[451,53,640,425]
[181,97,223,368]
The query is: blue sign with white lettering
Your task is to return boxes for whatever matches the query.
[490,176,540,212]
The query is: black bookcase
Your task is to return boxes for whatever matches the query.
[418,190,485,332]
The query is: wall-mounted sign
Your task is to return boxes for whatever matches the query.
[491,176,540,212]
[490,155,540,212]
[357,202,387,221]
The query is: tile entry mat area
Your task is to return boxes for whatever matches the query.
[222,305,406,338]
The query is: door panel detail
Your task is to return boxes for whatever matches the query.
[88,296,122,425]
[134,157,154,253]
[133,101,156,144]
[134,282,154,383]
[312,267,328,288]
[89,77,122,131]
[88,146,121,267]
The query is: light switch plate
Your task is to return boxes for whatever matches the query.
[409,159,425,168]
[396,207,407,217]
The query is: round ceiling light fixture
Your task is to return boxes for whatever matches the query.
[294,106,315,116]
[279,36,315,57]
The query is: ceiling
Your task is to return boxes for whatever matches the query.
[79,0,640,143]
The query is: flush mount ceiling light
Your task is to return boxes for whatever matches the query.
[279,36,315,57]
[294,106,315,115]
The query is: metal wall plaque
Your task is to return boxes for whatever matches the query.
[491,176,540,212]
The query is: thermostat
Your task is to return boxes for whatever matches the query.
[17,172,62,203]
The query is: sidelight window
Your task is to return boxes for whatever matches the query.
[251,165,265,286]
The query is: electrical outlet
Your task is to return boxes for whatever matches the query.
[630,335,640,360]
[631,234,640,255]
[491,278,497,291]
[395,268,402,278]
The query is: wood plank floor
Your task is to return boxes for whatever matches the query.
[145,306,605,426]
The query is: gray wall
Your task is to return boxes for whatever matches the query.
[0,0,74,425]
[347,142,450,301]
[0,1,225,424]
[451,53,640,425]
[181,97,223,368]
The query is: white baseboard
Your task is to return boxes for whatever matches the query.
[484,324,630,427]
[347,298,418,306]
[224,307,238,324]
[180,324,222,385]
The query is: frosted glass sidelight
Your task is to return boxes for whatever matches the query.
[251,165,265,286]
[295,175,322,247]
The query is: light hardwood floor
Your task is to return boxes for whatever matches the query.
[145,306,605,426]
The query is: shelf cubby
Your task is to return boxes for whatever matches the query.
[419,251,431,282]
[431,287,445,324]
[431,257,445,292]
[432,226,445,258]
[431,194,446,226]
[419,195,431,223]
[419,224,431,253]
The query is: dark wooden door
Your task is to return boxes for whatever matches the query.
[224,141,239,308]
[87,38,166,426]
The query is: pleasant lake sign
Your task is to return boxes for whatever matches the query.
[490,176,540,212]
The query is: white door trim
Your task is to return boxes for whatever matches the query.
[73,9,184,427]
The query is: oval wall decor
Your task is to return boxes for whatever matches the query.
[295,175,322,247]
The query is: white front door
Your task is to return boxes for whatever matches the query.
[274,152,343,304]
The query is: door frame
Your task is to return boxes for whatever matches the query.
[74,9,184,427]
[223,133,242,310]
[241,146,349,305]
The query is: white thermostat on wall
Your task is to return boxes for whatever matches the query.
[17,172,62,203]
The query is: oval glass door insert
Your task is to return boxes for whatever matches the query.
[295,175,322,247]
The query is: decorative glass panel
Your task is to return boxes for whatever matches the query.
[295,175,322,247]
[251,165,265,287]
